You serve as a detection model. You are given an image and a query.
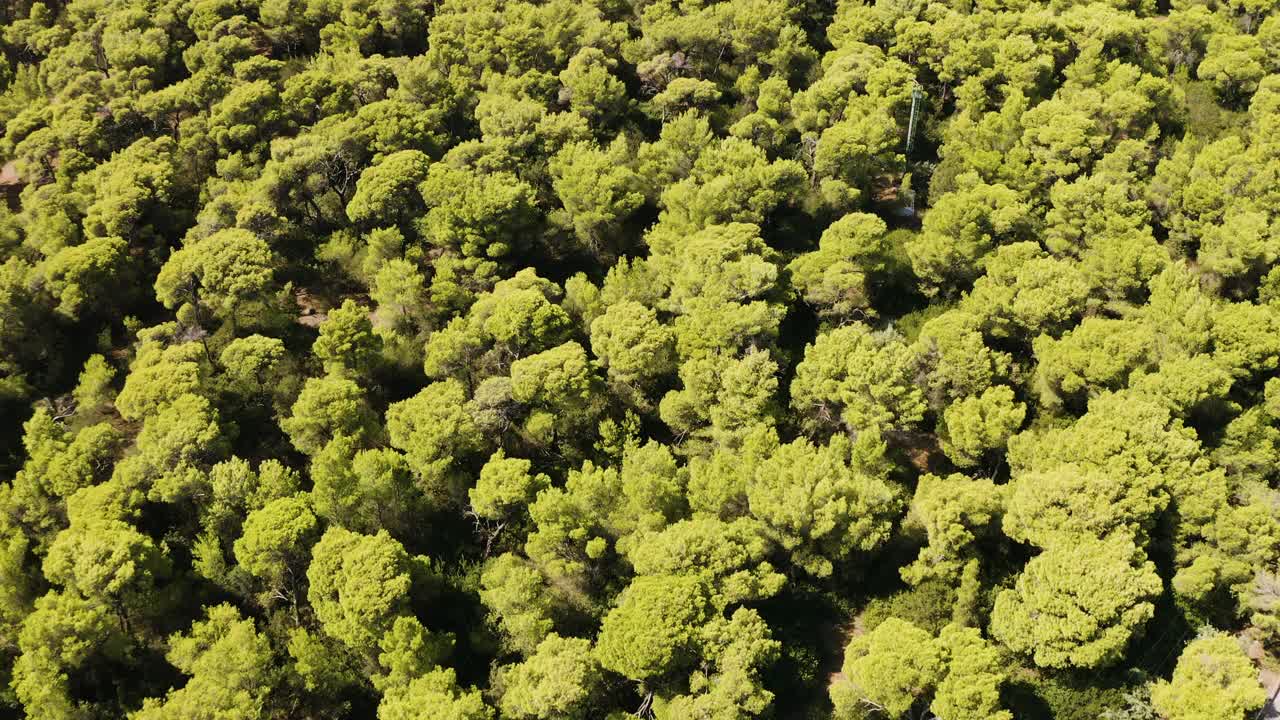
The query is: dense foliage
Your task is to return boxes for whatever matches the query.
[1,0,1279,717]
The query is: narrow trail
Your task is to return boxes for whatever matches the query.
[1258,666,1280,720]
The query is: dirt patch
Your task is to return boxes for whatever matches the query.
[295,288,329,327]
[1259,667,1280,720]
[0,161,20,186]
[825,612,867,690]
[0,161,23,210]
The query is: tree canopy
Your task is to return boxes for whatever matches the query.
[0,0,1278,717]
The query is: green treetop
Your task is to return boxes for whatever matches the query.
[991,535,1162,669]
[1150,632,1265,720]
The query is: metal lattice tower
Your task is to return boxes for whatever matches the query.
[906,82,924,154]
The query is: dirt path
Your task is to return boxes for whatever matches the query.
[825,612,865,690]
[1259,667,1280,720]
